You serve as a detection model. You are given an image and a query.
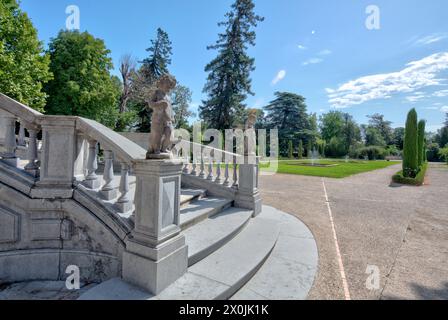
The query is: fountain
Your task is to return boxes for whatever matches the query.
[311,148,319,166]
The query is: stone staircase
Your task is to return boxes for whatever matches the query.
[0,93,318,300]
[79,184,317,300]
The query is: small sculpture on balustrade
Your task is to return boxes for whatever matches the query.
[244,109,258,157]
[145,74,177,159]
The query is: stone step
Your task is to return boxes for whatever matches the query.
[78,212,281,300]
[180,188,207,207]
[230,206,318,300]
[180,197,233,231]
[155,215,280,300]
[184,207,253,266]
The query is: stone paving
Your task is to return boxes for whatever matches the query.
[0,281,96,300]
[259,163,448,300]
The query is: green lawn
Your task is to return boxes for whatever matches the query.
[259,159,399,178]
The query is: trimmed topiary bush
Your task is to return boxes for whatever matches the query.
[403,109,419,178]
[393,162,428,186]
[417,120,426,167]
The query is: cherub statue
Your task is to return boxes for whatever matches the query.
[246,109,258,129]
[244,109,258,157]
[146,74,177,159]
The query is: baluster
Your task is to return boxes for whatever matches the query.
[199,155,206,179]
[183,152,190,174]
[207,158,214,181]
[116,162,132,213]
[83,139,100,189]
[215,160,222,184]
[18,123,26,147]
[232,155,238,188]
[0,113,19,167]
[101,150,117,200]
[223,162,230,187]
[24,127,39,177]
[191,160,197,176]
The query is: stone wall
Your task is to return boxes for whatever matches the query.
[0,175,125,285]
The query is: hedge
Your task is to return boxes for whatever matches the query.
[392,162,428,186]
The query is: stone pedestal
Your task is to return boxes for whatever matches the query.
[122,159,188,295]
[33,117,77,198]
[235,163,262,217]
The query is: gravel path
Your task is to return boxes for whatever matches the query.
[259,163,448,300]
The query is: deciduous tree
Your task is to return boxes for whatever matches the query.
[0,0,52,111]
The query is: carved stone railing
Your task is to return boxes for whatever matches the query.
[173,139,262,216]
[0,93,187,294]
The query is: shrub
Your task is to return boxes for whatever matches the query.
[439,147,448,164]
[403,109,418,178]
[392,162,428,186]
[350,146,386,160]
[417,120,426,167]
[427,143,441,162]
[325,137,346,158]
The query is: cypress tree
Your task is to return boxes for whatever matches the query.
[288,140,293,159]
[200,0,264,130]
[403,109,418,178]
[298,140,303,159]
[417,120,426,167]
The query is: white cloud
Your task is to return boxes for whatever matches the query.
[406,94,425,103]
[298,44,307,50]
[327,52,448,108]
[302,58,323,66]
[441,106,448,112]
[318,49,332,56]
[415,33,448,46]
[271,70,286,85]
[422,106,439,110]
[433,89,448,97]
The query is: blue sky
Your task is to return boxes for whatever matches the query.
[21,0,448,131]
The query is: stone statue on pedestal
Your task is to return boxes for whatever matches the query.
[146,74,177,159]
[244,109,258,156]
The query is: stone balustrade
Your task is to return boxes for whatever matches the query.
[173,140,261,216]
[0,92,262,294]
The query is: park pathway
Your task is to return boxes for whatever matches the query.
[259,163,448,300]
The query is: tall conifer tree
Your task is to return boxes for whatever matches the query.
[200,0,264,130]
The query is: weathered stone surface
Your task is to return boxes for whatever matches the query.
[0,206,20,244]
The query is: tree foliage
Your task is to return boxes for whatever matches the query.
[367,113,393,145]
[44,31,120,127]
[140,28,172,84]
[320,111,361,155]
[171,84,195,130]
[200,0,264,130]
[264,92,310,155]
[0,0,52,111]
[403,108,419,178]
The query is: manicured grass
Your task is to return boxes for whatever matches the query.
[260,158,399,178]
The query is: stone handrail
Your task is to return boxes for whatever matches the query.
[77,117,146,163]
[0,93,43,124]
[0,93,146,214]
